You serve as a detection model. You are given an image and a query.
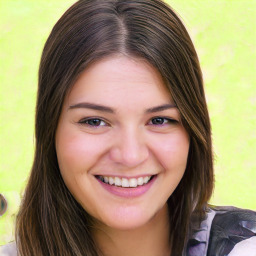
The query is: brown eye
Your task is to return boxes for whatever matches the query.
[149,117,178,126]
[151,117,166,125]
[79,118,107,127]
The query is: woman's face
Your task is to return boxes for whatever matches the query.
[55,56,189,230]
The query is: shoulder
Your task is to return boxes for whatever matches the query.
[207,206,256,256]
[186,205,256,256]
[0,242,17,256]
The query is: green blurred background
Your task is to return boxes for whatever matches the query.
[0,0,255,245]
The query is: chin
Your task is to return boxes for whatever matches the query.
[98,203,167,232]
[97,207,154,231]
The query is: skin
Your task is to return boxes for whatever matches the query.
[55,55,190,255]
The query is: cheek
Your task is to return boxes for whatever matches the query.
[151,130,190,170]
[56,127,106,174]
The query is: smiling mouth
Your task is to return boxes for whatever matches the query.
[95,175,155,188]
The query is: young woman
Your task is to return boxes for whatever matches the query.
[1,0,255,255]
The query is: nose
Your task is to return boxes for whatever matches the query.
[109,127,149,168]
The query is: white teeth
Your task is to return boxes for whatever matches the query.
[137,177,144,186]
[114,177,122,186]
[98,175,153,187]
[109,177,114,185]
[143,176,150,183]
[121,178,130,188]
[129,178,137,187]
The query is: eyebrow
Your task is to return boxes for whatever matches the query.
[68,102,177,113]
[69,102,114,113]
[145,103,177,113]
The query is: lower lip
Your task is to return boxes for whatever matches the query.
[96,176,157,198]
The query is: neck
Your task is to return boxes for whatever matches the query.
[92,204,171,256]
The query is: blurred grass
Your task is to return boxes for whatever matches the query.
[0,0,255,245]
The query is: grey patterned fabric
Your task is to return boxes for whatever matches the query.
[186,206,256,256]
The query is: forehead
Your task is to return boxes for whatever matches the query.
[65,55,173,106]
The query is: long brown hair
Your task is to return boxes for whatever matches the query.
[16,0,214,255]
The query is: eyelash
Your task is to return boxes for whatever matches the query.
[78,116,178,127]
